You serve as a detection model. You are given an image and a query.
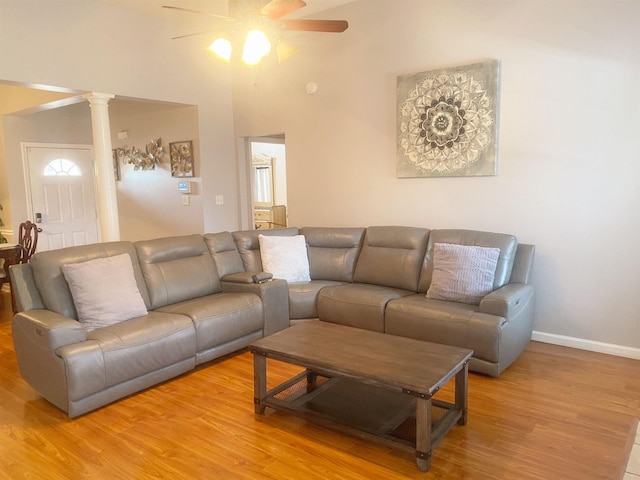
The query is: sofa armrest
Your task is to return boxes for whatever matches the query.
[479,283,535,319]
[221,278,289,336]
[12,310,88,414]
[13,309,87,352]
[9,263,45,311]
[222,272,273,284]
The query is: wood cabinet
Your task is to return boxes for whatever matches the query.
[255,205,287,229]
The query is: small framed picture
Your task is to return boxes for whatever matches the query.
[112,149,121,181]
[169,141,194,177]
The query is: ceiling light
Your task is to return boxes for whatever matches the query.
[208,38,232,62]
[276,40,298,63]
[241,30,272,65]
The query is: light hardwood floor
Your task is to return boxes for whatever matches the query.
[1,289,638,479]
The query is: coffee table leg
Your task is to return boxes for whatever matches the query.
[455,361,469,425]
[305,369,318,393]
[253,353,266,414]
[415,396,432,472]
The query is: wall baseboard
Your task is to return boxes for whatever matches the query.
[532,330,640,360]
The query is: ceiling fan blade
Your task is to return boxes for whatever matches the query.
[259,0,307,20]
[171,30,218,40]
[162,5,231,21]
[281,19,348,33]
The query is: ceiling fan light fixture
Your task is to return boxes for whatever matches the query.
[208,38,232,62]
[276,40,298,63]
[241,29,271,65]
[164,1,348,66]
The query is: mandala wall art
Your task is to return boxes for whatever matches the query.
[396,59,500,178]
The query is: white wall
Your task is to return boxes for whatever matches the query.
[0,0,237,233]
[3,103,94,232]
[1,95,202,242]
[0,85,74,234]
[109,100,203,241]
[232,1,640,350]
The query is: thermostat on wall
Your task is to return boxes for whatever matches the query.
[178,181,191,193]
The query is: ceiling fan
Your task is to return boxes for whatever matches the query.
[163,0,349,65]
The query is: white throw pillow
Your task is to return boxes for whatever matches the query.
[259,234,311,282]
[62,253,148,331]
[426,243,500,305]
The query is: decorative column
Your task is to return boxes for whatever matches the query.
[83,92,120,242]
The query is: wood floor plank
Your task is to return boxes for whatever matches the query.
[0,290,639,479]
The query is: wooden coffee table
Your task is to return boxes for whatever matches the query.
[249,321,473,472]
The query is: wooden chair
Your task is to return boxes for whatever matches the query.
[2,221,40,312]
[17,220,39,264]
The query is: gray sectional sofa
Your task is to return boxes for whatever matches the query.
[10,226,535,417]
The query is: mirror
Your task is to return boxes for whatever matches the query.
[251,153,274,208]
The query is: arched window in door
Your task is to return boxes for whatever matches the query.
[43,158,82,176]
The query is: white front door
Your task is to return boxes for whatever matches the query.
[23,143,99,251]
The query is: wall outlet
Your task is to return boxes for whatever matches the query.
[182,195,190,206]
[215,195,224,205]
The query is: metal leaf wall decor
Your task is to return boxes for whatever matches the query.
[116,138,166,171]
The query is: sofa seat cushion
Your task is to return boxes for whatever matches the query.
[156,292,263,352]
[317,284,414,332]
[288,280,345,320]
[385,294,507,363]
[68,311,196,396]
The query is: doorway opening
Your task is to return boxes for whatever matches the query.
[246,136,287,230]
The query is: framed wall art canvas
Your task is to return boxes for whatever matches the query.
[396,59,500,178]
[170,140,194,177]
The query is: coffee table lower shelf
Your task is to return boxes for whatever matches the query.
[254,368,464,472]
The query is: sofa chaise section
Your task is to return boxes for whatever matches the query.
[384,229,536,376]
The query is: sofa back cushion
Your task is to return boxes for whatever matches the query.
[418,229,518,293]
[204,232,245,277]
[29,241,150,319]
[232,227,299,272]
[300,227,365,282]
[353,226,430,292]
[135,234,221,310]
